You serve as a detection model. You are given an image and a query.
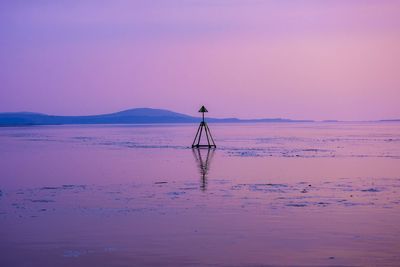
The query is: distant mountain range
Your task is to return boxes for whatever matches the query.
[0,108,313,126]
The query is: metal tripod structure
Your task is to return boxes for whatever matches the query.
[192,105,216,148]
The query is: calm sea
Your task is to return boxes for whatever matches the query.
[1,123,399,266]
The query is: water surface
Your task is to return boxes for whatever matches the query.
[1,123,400,266]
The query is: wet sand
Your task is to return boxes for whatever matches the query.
[0,123,399,266]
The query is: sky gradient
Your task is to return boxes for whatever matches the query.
[1,1,399,120]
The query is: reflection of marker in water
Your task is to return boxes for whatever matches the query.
[192,147,215,191]
[192,105,216,148]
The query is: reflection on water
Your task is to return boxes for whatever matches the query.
[0,123,400,266]
[192,148,215,191]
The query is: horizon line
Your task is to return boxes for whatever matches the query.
[0,107,399,123]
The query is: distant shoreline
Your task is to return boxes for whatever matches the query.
[1,121,399,128]
[0,108,398,127]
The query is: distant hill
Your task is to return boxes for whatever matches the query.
[379,119,400,122]
[0,108,312,126]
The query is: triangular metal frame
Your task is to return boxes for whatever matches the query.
[192,121,216,148]
[192,105,216,148]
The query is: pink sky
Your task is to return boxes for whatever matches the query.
[0,1,399,120]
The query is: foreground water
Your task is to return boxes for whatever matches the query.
[0,123,399,266]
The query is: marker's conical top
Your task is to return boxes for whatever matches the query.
[199,105,208,113]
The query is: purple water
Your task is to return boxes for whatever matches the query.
[1,123,400,266]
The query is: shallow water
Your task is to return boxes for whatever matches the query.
[1,123,400,266]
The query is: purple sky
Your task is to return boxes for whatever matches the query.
[1,1,399,120]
